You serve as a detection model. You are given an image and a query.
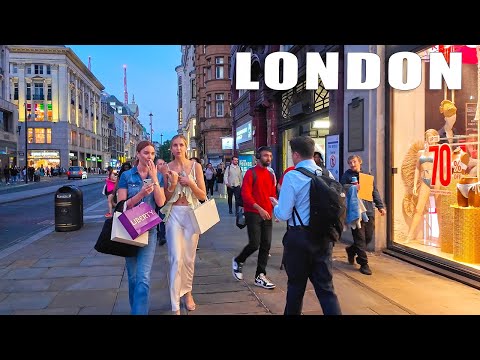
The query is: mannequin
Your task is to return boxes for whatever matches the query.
[405,129,441,243]
[438,99,457,144]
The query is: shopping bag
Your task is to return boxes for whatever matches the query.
[189,198,220,234]
[94,200,139,257]
[111,211,149,247]
[236,207,247,229]
[118,201,161,239]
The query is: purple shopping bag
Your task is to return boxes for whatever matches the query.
[118,202,162,239]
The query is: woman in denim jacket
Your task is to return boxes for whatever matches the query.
[117,141,165,315]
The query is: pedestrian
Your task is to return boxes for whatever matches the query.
[232,146,277,289]
[160,135,207,315]
[104,167,117,218]
[271,136,342,315]
[224,156,243,215]
[340,154,386,275]
[216,163,226,199]
[155,158,167,246]
[116,141,166,315]
[204,163,215,196]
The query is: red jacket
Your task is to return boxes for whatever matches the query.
[241,165,277,215]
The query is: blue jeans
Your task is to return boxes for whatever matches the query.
[125,228,157,315]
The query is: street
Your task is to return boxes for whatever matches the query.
[0,180,105,251]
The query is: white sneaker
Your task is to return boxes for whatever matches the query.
[232,257,243,281]
[254,273,275,289]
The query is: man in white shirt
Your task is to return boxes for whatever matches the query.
[224,156,243,215]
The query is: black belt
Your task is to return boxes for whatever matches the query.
[287,225,310,230]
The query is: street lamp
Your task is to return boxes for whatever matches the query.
[23,102,28,184]
[148,112,153,142]
[160,133,163,159]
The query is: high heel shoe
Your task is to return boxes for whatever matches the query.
[183,293,196,311]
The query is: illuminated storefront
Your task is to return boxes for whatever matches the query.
[388,45,480,284]
[27,149,60,169]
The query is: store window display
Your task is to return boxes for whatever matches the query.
[393,44,480,269]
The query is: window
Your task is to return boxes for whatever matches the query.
[34,64,44,75]
[206,67,212,81]
[13,83,18,101]
[47,84,52,101]
[27,128,52,144]
[203,45,206,54]
[206,95,212,118]
[11,64,18,74]
[26,83,31,100]
[215,65,224,79]
[34,83,44,100]
[191,79,196,99]
[46,65,51,75]
[26,65,32,75]
[390,44,480,271]
[215,57,224,65]
[0,110,9,132]
[216,94,224,117]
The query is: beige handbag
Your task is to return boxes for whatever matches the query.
[189,198,220,234]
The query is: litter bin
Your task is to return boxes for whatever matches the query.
[55,185,83,232]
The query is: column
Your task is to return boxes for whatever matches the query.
[18,64,26,121]
[51,64,60,122]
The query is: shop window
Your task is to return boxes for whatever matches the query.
[391,44,480,269]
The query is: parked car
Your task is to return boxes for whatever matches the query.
[67,166,88,180]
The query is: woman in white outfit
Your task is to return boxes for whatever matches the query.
[160,135,207,314]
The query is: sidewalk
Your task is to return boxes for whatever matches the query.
[1,189,480,314]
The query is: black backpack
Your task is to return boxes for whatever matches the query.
[293,167,346,243]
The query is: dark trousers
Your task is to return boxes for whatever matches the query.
[206,179,215,196]
[235,212,272,278]
[227,185,241,214]
[156,208,166,240]
[347,219,375,266]
[282,228,342,315]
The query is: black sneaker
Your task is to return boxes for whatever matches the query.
[346,248,355,265]
[229,210,233,214]
[254,273,276,289]
[359,264,372,275]
[232,257,243,281]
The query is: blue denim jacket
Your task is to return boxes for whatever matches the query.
[118,166,162,212]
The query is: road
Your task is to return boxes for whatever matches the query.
[0,182,105,251]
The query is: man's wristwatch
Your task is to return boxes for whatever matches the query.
[153,181,159,186]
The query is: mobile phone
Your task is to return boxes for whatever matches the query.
[143,178,152,185]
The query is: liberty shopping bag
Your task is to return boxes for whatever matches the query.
[94,200,140,257]
[189,198,220,234]
[118,201,161,239]
[111,202,150,247]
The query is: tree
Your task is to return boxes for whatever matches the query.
[158,140,171,162]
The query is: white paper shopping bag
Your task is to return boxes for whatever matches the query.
[111,211,149,247]
[189,198,220,234]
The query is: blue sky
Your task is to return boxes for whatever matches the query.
[68,45,180,143]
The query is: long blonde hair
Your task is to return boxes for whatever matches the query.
[170,135,188,160]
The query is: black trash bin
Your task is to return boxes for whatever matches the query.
[55,185,83,232]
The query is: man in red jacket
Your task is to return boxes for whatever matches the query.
[232,146,278,289]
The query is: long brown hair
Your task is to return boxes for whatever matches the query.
[135,140,155,165]
[170,135,188,160]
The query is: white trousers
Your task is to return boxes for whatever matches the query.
[165,205,200,312]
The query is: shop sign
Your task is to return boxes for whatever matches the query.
[29,150,60,158]
[236,121,252,144]
[222,137,233,150]
[239,154,254,173]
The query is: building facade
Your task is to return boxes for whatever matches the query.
[0,45,19,171]
[176,45,198,159]
[7,45,105,171]
[195,45,232,167]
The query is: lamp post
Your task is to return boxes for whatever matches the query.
[160,133,163,159]
[149,112,153,143]
[24,102,28,184]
